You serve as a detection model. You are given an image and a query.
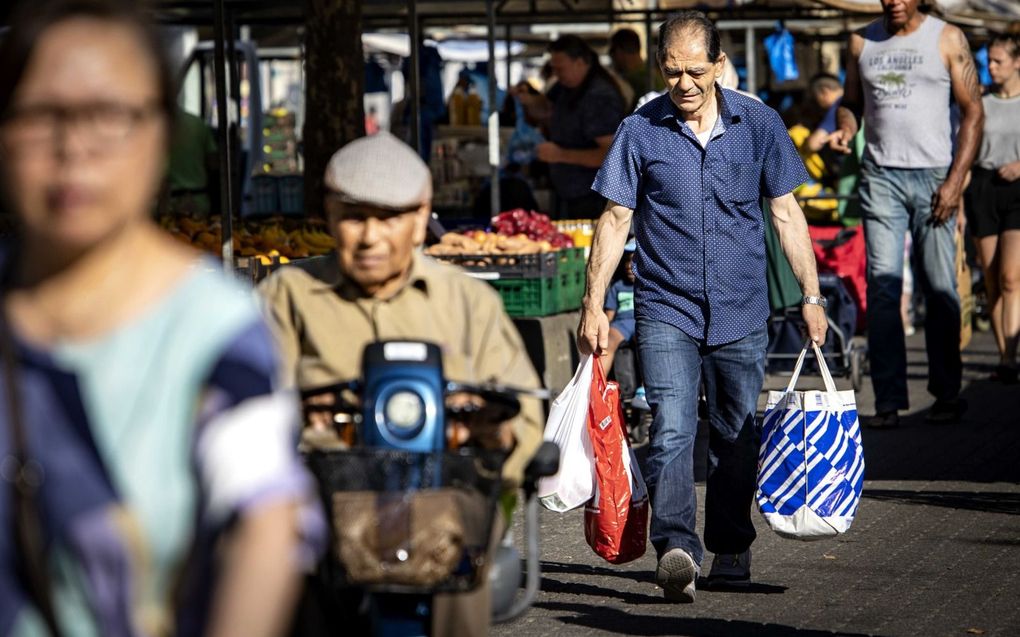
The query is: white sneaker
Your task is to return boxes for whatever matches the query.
[655,548,698,603]
[706,549,751,587]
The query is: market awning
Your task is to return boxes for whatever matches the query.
[936,0,1020,28]
[363,33,526,61]
[810,0,882,13]
[811,0,1020,26]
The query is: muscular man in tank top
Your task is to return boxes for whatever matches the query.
[829,0,984,427]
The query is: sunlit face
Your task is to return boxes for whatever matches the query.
[0,18,168,253]
[880,0,920,30]
[987,43,1020,88]
[326,197,429,298]
[658,34,725,118]
[549,51,590,89]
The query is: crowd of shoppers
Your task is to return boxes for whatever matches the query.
[2,0,1018,633]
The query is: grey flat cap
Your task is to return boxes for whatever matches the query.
[324,131,431,210]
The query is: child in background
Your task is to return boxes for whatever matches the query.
[603,242,649,409]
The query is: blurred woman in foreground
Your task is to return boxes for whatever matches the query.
[0,1,322,635]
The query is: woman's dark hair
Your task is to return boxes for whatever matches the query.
[0,0,177,133]
[548,34,625,109]
[657,10,722,65]
[989,32,1020,60]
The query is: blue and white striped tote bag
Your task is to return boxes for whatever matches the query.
[756,342,864,540]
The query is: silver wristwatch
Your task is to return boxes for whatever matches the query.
[802,295,828,308]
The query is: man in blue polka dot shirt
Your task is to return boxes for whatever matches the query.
[578,10,828,603]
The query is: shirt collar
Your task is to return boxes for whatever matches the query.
[655,84,744,127]
[307,251,431,300]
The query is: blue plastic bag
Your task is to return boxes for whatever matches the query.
[757,342,864,540]
[763,26,800,83]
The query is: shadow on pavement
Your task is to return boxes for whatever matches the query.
[695,579,787,595]
[538,562,788,606]
[530,602,878,636]
[541,561,654,581]
[539,576,665,605]
[862,489,1020,515]
[856,378,1020,483]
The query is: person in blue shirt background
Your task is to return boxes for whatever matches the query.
[601,241,649,409]
[578,10,826,604]
[601,241,636,372]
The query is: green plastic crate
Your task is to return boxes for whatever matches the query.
[558,247,586,277]
[557,268,584,313]
[490,276,559,317]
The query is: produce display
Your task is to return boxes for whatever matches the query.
[158,215,334,262]
[491,209,574,249]
[425,230,555,258]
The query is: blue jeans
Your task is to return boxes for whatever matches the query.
[859,158,961,412]
[636,319,767,566]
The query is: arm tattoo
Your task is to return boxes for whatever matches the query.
[957,53,982,101]
[952,28,982,101]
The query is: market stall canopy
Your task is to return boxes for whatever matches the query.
[659,0,757,7]
[935,0,1020,28]
[364,33,526,61]
[811,0,1020,26]
[809,0,882,12]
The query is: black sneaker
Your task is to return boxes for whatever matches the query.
[705,550,751,589]
[925,399,968,424]
[864,411,899,429]
[990,365,1019,385]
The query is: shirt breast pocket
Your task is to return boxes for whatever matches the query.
[719,160,762,204]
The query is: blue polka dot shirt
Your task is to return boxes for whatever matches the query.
[593,89,808,346]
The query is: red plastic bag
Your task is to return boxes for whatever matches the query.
[584,359,648,564]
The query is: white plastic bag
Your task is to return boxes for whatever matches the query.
[538,355,596,512]
[756,341,864,540]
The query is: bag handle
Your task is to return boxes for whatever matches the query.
[784,339,838,394]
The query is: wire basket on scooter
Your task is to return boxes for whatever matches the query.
[304,448,506,595]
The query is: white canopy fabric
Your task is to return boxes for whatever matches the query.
[363,33,526,61]
[812,0,1020,25]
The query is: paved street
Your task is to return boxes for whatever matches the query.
[495,329,1020,637]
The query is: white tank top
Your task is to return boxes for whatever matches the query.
[859,15,952,168]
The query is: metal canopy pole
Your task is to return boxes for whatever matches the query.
[408,0,422,152]
[226,13,241,219]
[487,0,501,218]
[745,26,757,95]
[645,9,655,99]
[505,24,512,91]
[213,0,234,268]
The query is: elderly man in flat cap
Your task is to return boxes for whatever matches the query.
[258,132,542,636]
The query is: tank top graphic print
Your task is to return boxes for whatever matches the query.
[859,15,952,168]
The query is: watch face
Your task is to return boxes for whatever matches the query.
[385,390,425,430]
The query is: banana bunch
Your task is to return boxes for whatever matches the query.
[294,227,335,254]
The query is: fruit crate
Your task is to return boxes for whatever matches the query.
[436,251,558,279]
[490,276,559,317]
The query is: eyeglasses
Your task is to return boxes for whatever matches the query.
[0,100,163,154]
